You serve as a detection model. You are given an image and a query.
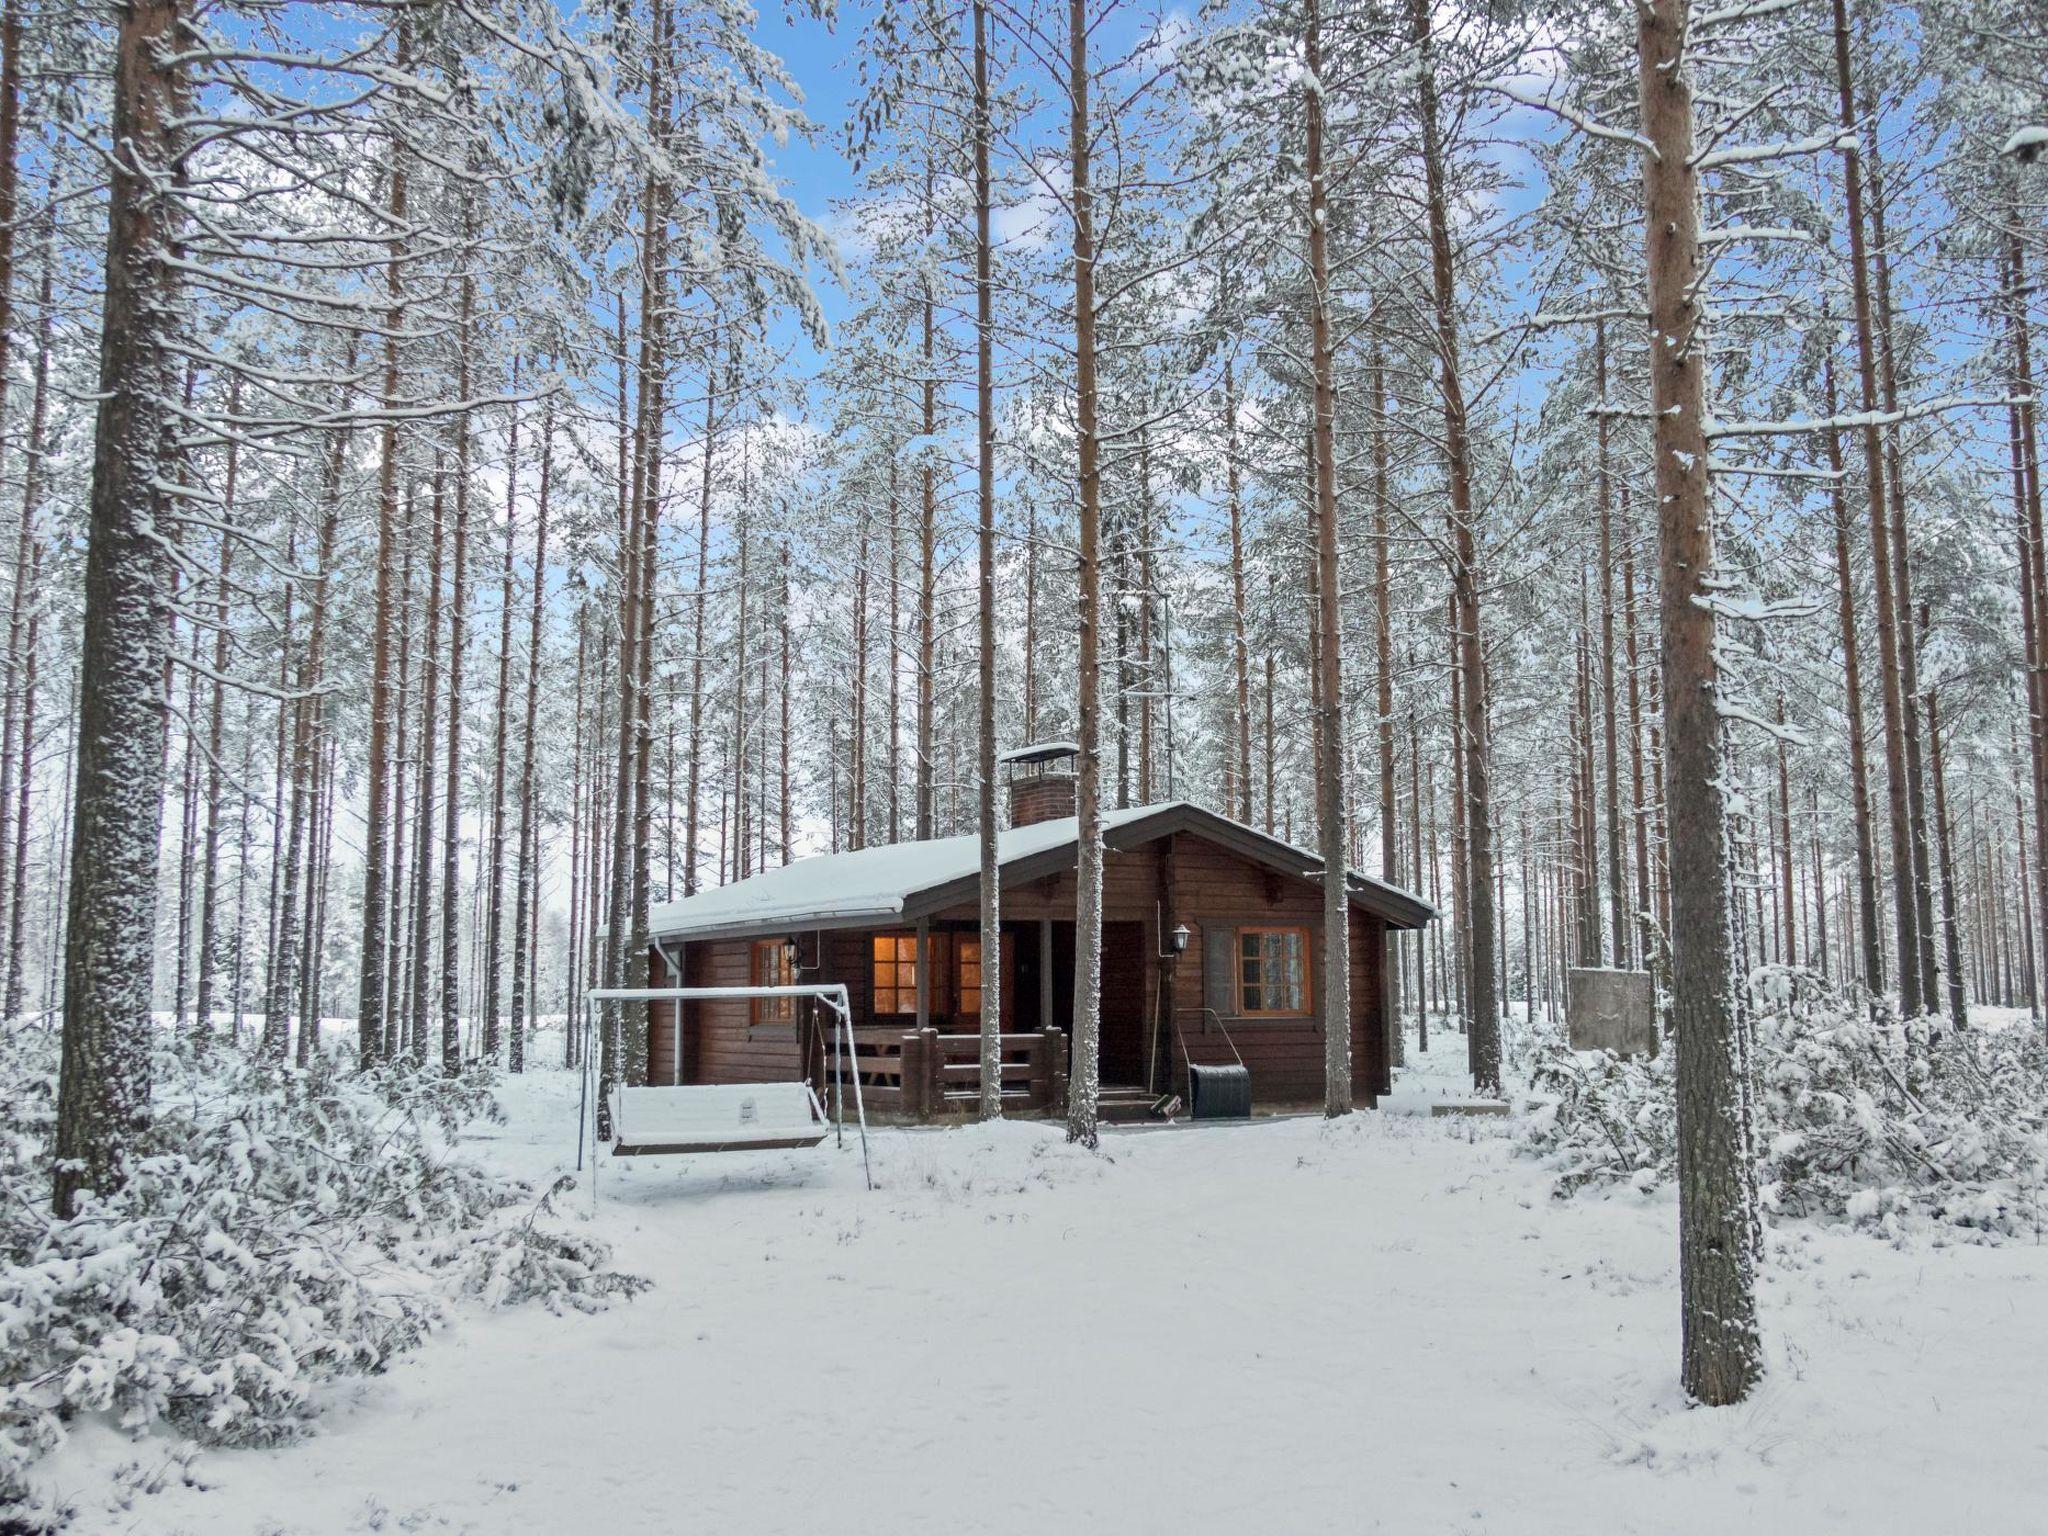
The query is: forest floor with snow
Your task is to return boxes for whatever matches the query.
[40,1023,2048,1536]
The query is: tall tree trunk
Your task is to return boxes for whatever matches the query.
[1137,435,1155,804]
[1861,110,1940,1010]
[1304,0,1351,1115]
[918,258,939,842]
[1575,596,1601,963]
[1371,335,1400,1065]
[602,23,667,1120]
[1224,351,1252,824]
[172,593,201,1030]
[1775,698,1797,965]
[4,535,37,1021]
[1410,0,1499,1091]
[355,25,412,1067]
[683,358,716,889]
[2016,750,2039,1017]
[1446,604,1468,1030]
[973,0,1003,1120]
[1622,488,1655,973]
[267,359,352,1059]
[1828,0,1918,1018]
[1810,782,1830,983]
[1637,0,1762,1405]
[1926,688,1968,1036]
[778,561,791,863]
[263,532,295,1053]
[600,175,647,1126]
[1022,500,1038,743]
[296,720,328,1064]
[888,470,901,842]
[385,485,416,1058]
[482,376,520,1062]
[1821,340,1886,1003]
[625,285,662,1085]
[852,502,869,849]
[1,204,52,1019]
[190,379,240,1046]
[1065,0,1103,1148]
[510,394,552,1074]
[1410,711,1428,1051]
[407,472,445,1060]
[54,0,182,1216]
[1595,321,1627,965]
[2006,231,2047,1031]
[442,262,477,1073]
[0,0,24,431]
[565,613,587,1063]
[1263,639,1275,836]
[733,488,750,878]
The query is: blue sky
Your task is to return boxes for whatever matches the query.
[757,1,871,334]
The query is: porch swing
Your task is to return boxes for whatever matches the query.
[577,985,872,1192]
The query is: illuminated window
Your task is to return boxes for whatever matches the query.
[871,933,919,1015]
[751,939,795,1024]
[957,939,982,1017]
[1239,926,1309,1015]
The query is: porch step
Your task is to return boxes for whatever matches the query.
[1098,1084,1169,1124]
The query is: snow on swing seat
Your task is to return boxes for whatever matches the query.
[607,1082,830,1157]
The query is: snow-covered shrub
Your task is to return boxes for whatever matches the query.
[1516,966,2048,1242]
[0,1032,644,1517]
[1518,1038,1675,1195]
[1755,977,2048,1238]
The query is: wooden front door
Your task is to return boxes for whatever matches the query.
[1099,920,1148,1085]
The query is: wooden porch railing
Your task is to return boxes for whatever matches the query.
[822,1023,1068,1121]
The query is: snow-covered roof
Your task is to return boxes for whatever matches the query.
[638,801,1435,943]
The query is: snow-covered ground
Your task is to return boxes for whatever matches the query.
[46,1026,2048,1535]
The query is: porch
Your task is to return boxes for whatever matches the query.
[826,1021,1074,1120]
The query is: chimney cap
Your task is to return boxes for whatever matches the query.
[999,740,1080,772]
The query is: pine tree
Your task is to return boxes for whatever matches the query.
[53,0,181,1217]
[1637,0,1762,1406]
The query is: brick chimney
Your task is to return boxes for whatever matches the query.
[1001,741,1080,828]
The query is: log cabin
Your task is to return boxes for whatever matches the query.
[629,744,1434,1122]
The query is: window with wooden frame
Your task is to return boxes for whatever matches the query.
[751,938,796,1024]
[1237,925,1310,1015]
[871,933,919,1016]
[956,939,983,1017]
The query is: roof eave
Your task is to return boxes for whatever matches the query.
[641,900,907,947]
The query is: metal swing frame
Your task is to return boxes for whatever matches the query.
[577,985,872,1196]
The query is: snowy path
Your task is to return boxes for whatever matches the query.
[62,1046,2048,1535]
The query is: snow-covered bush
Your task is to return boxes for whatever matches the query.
[1519,1035,1676,1195]
[1755,976,2048,1238]
[0,1032,644,1520]
[1516,968,2048,1243]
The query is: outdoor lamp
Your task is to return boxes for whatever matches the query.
[1170,923,1192,954]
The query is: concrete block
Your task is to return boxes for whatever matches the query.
[1566,967,1658,1056]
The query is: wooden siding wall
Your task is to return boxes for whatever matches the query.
[646,938,805,1088]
